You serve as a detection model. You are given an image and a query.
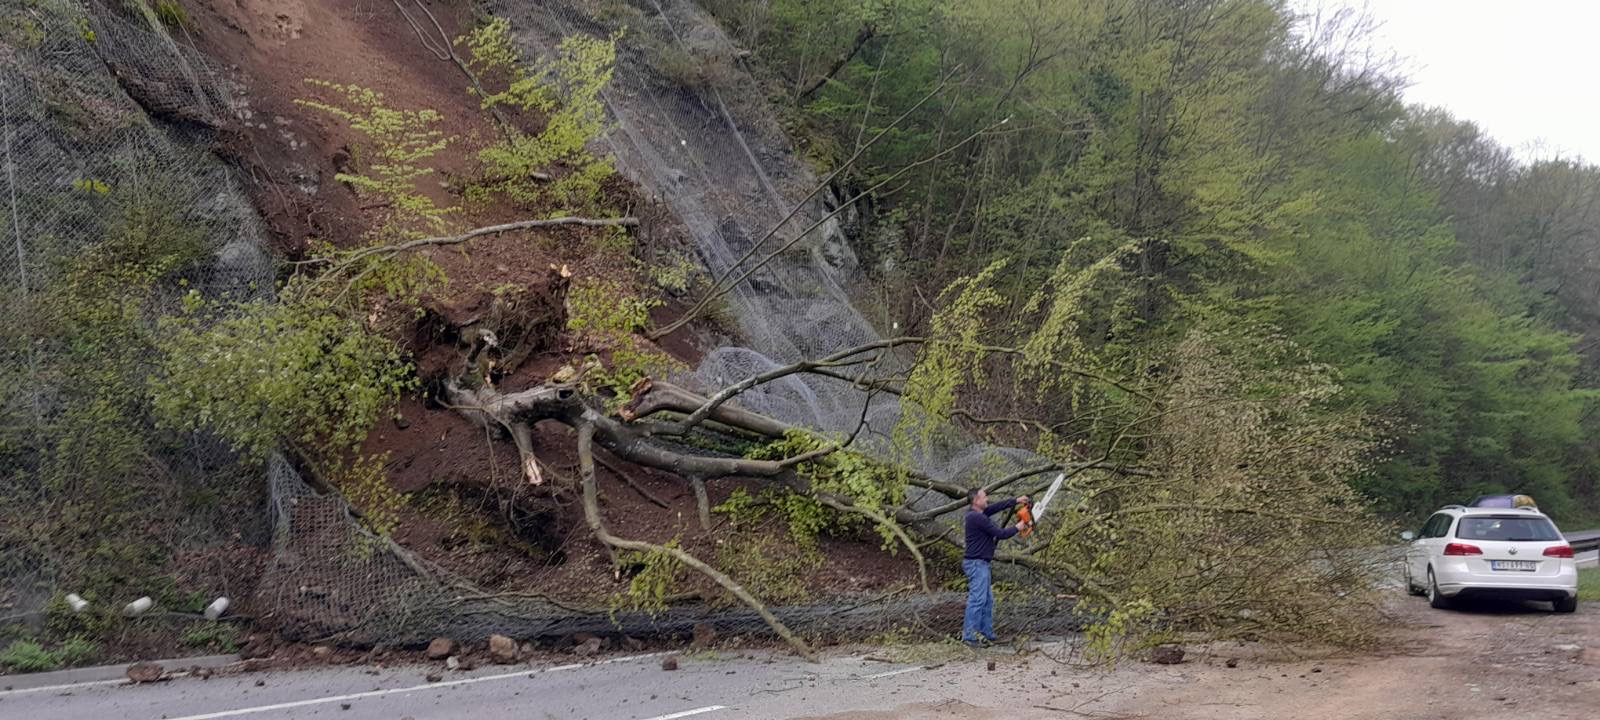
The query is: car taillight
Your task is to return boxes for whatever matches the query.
[1543,545,1574,558]
[1443,543,1483,556]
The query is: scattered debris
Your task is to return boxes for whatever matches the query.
[1150,645,1185,665]
[661,655,679,671]
[692,623,717,649]
[489,635,518,663]
[127,662,163,683]
[426,638,457,660]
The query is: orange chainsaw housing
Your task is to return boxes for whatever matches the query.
[1018,501,1033,538]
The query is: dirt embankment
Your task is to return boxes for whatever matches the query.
[173,0,925,609]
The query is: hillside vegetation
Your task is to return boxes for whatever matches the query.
[705,0,1600,521]
[5,0,1599,668]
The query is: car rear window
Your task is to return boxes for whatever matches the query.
[1455,516,1561,541]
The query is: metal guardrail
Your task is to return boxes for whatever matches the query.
[1567,529,1600,554]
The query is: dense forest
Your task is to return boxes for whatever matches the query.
[706,0,1600,521]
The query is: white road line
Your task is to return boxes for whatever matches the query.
[635,707,727,720]
[0,666,221,698]
[0,677,126,696]
[161,651,673,720]
[861,666,922,680]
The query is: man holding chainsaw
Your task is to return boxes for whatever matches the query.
[962,488,1030,646]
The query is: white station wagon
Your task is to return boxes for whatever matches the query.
[1402,505,1578,613]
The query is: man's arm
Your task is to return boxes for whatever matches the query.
[975,513,1019,540]
[983,497,1017,516]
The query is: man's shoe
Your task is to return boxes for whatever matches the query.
[962,638,982,648]
[982,635,1003,645]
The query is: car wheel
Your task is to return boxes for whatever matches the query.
[1427,568,1453,610]
[1554,595,1577,614]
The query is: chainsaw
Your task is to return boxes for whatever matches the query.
[1017,472,1065,538]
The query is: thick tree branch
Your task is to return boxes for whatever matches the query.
[619,379,793,439]
[798,23,877,101]
[577,424,816,660]
[303,217,637,289]
[658,338,920,436]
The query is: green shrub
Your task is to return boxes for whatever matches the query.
[179,622,239,652]
[56,636,98,666]
[0,641,60,672]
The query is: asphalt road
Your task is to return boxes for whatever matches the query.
[5,530,1594,720]
[0,647,991,720]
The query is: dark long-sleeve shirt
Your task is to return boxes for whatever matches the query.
[964,498,1018,561]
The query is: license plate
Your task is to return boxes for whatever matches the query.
[1490,560,1538,571]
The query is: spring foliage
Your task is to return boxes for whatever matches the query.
[459,19,619,210]
[714,0,1600,521]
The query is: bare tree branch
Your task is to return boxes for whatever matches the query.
[577,423,817,660]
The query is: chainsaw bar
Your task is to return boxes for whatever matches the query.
[1030,473,1066,523]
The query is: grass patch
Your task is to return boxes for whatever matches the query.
[0,641,60,672]
[1579,566,1599,602]
[0,636,102,672]
[180,622,240,653]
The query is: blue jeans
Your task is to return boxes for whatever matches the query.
[962,559,995,642]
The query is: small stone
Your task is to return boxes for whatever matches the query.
[312,646,334,659]
[1312,667,1323,673]
[445,656,461,671]
[623,636,645,651]
[195,668,214,680]
[425,672,443,683]
[426,638,456,659]
[255,679,266,687]
[489,635,517,663]
[1150,645,1185,665]
[127,662,164,683]
[692,623,717,649]
[1226,658,1239,668]
[393,415,411,430]
[986,659,996,672]
[661,656,679,671]
[573,637,602,657]
[340,703,351,711]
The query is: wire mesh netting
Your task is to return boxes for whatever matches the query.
[2,0,1076,650]
[493,0,1063,517]
[0,0,274,624]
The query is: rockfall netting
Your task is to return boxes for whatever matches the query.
[492,0,1062,517]
[264,456,1087,645]
[0,0,273,625]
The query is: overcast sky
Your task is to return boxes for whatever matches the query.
[1300,1,1599,163]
